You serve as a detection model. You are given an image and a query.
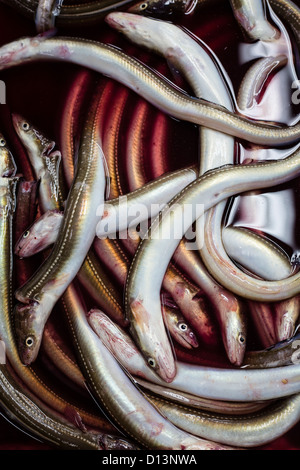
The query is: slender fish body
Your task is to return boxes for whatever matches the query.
[60,69,93,188]
[96,167,198,238]
[119,83,216,349]
[5,0,300,40]
[58,74,127,326]
[17,214,199,350]
[150,392,300,448]
[13,112,125,332]
[14,161,203,351]
[5,186,109,434]
[244,329,300,368]
[12,114,64,213]
[17,216,199,351]
[0,143,112,448]
[229,0,279,41]
[172,242,247,364]
[62,285,233,450]
[125,146,300,381]
[15,209,63,258]
[87,308,300,403]
[14,87,107,365]
[248,301,278,348]
[36,0,64,32]
[162,306,199,349]
[0,363,106,450]
[2,0,300,449]
[197,9,297,331]
[125,99,152,192]
[88,309,300,402]
[0,35,299,145]
[128,0,300,44]
[107,12,248,365]
[213,37,297,338]
[135,378,271,415]
[274,296,300,341]
[34,308,267,416]
[14,180,39,245]
[222,226,292,281]
[2,0,136,26]
[236,55,288,113]
[96,81,130,200]
[198,28,298,300]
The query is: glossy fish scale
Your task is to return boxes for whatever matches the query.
[107,11,247,365]
[0,35,300,145]
[85,309,300,447]
[0,166,109,447]
[1,0,137,25]
[14,86,108,365]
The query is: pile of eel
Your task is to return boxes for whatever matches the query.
[0,0,299,450]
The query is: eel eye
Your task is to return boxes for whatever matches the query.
[23,230,30,238]
[147,357,156,368]
[25,336,34,348]
[140,2,148,9]
[0,138,6,147]
[179,322,188,332]
[238,334,246,344]
[22,122,30,131]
